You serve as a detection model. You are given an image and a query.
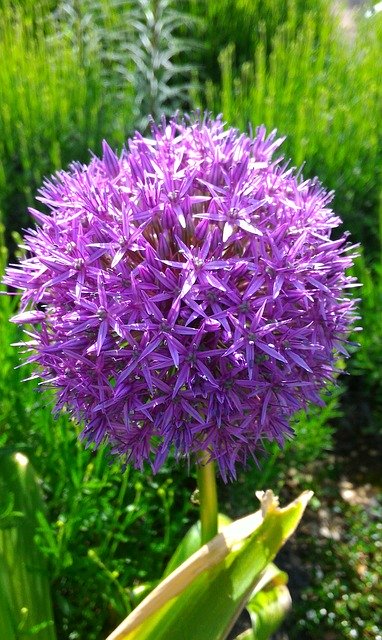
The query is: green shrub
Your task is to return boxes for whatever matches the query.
[0,452,56,640]
[122,0,199,130]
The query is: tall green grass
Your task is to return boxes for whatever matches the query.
[0,0,134,249]
[187,0,327,83]
[198,6,382,254]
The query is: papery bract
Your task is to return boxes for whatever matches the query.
[4,116,358,480]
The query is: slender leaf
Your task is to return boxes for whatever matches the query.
[236,563,291,640]
[0,452,56,640]
[246,582,291,640]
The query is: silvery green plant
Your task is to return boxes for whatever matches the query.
[50,0,137,141]
[52,0,199,131]
[124,0,200,129]
[50,0,104,68]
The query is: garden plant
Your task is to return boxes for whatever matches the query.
[0,1,381,640]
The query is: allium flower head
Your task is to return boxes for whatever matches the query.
[5,116,358,480]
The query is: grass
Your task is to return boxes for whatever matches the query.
[187,0,327,84]
[0,0,135,250]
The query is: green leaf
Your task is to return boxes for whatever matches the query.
[127,514,232,609]
[0,452,57,640]
[105,490,312,640]
[0,566,17,640]
[234,564,291,640]
[246,582,291,640]
[163,513,232,578]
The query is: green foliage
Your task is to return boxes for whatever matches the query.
[125,0,199,129]
[200,6,382,254]
[52,0,135,124]
[1,412,193,639]
[187,0,326,83]
[54,0,199,130]
[162,513,232,578]
[164,519,292,640]
[0,0,135,249]
[0,408,193,638]
[244,566,291,640]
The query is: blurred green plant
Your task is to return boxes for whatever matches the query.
[346,252,382,435]
[51,0,135,129]
[54,0,199,130]
[187,0,327,83]
[0,0,134,250]
[125,0,199,129]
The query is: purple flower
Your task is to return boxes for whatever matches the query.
[4,116,358,480]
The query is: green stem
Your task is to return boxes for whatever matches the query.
[196,451,218,545]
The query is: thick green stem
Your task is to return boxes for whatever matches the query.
[196,452,218,545]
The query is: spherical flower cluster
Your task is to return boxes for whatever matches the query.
[5,116,358,480]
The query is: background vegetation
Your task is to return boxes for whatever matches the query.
[0,1,381,639]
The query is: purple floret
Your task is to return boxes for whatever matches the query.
[4,115,359,480]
